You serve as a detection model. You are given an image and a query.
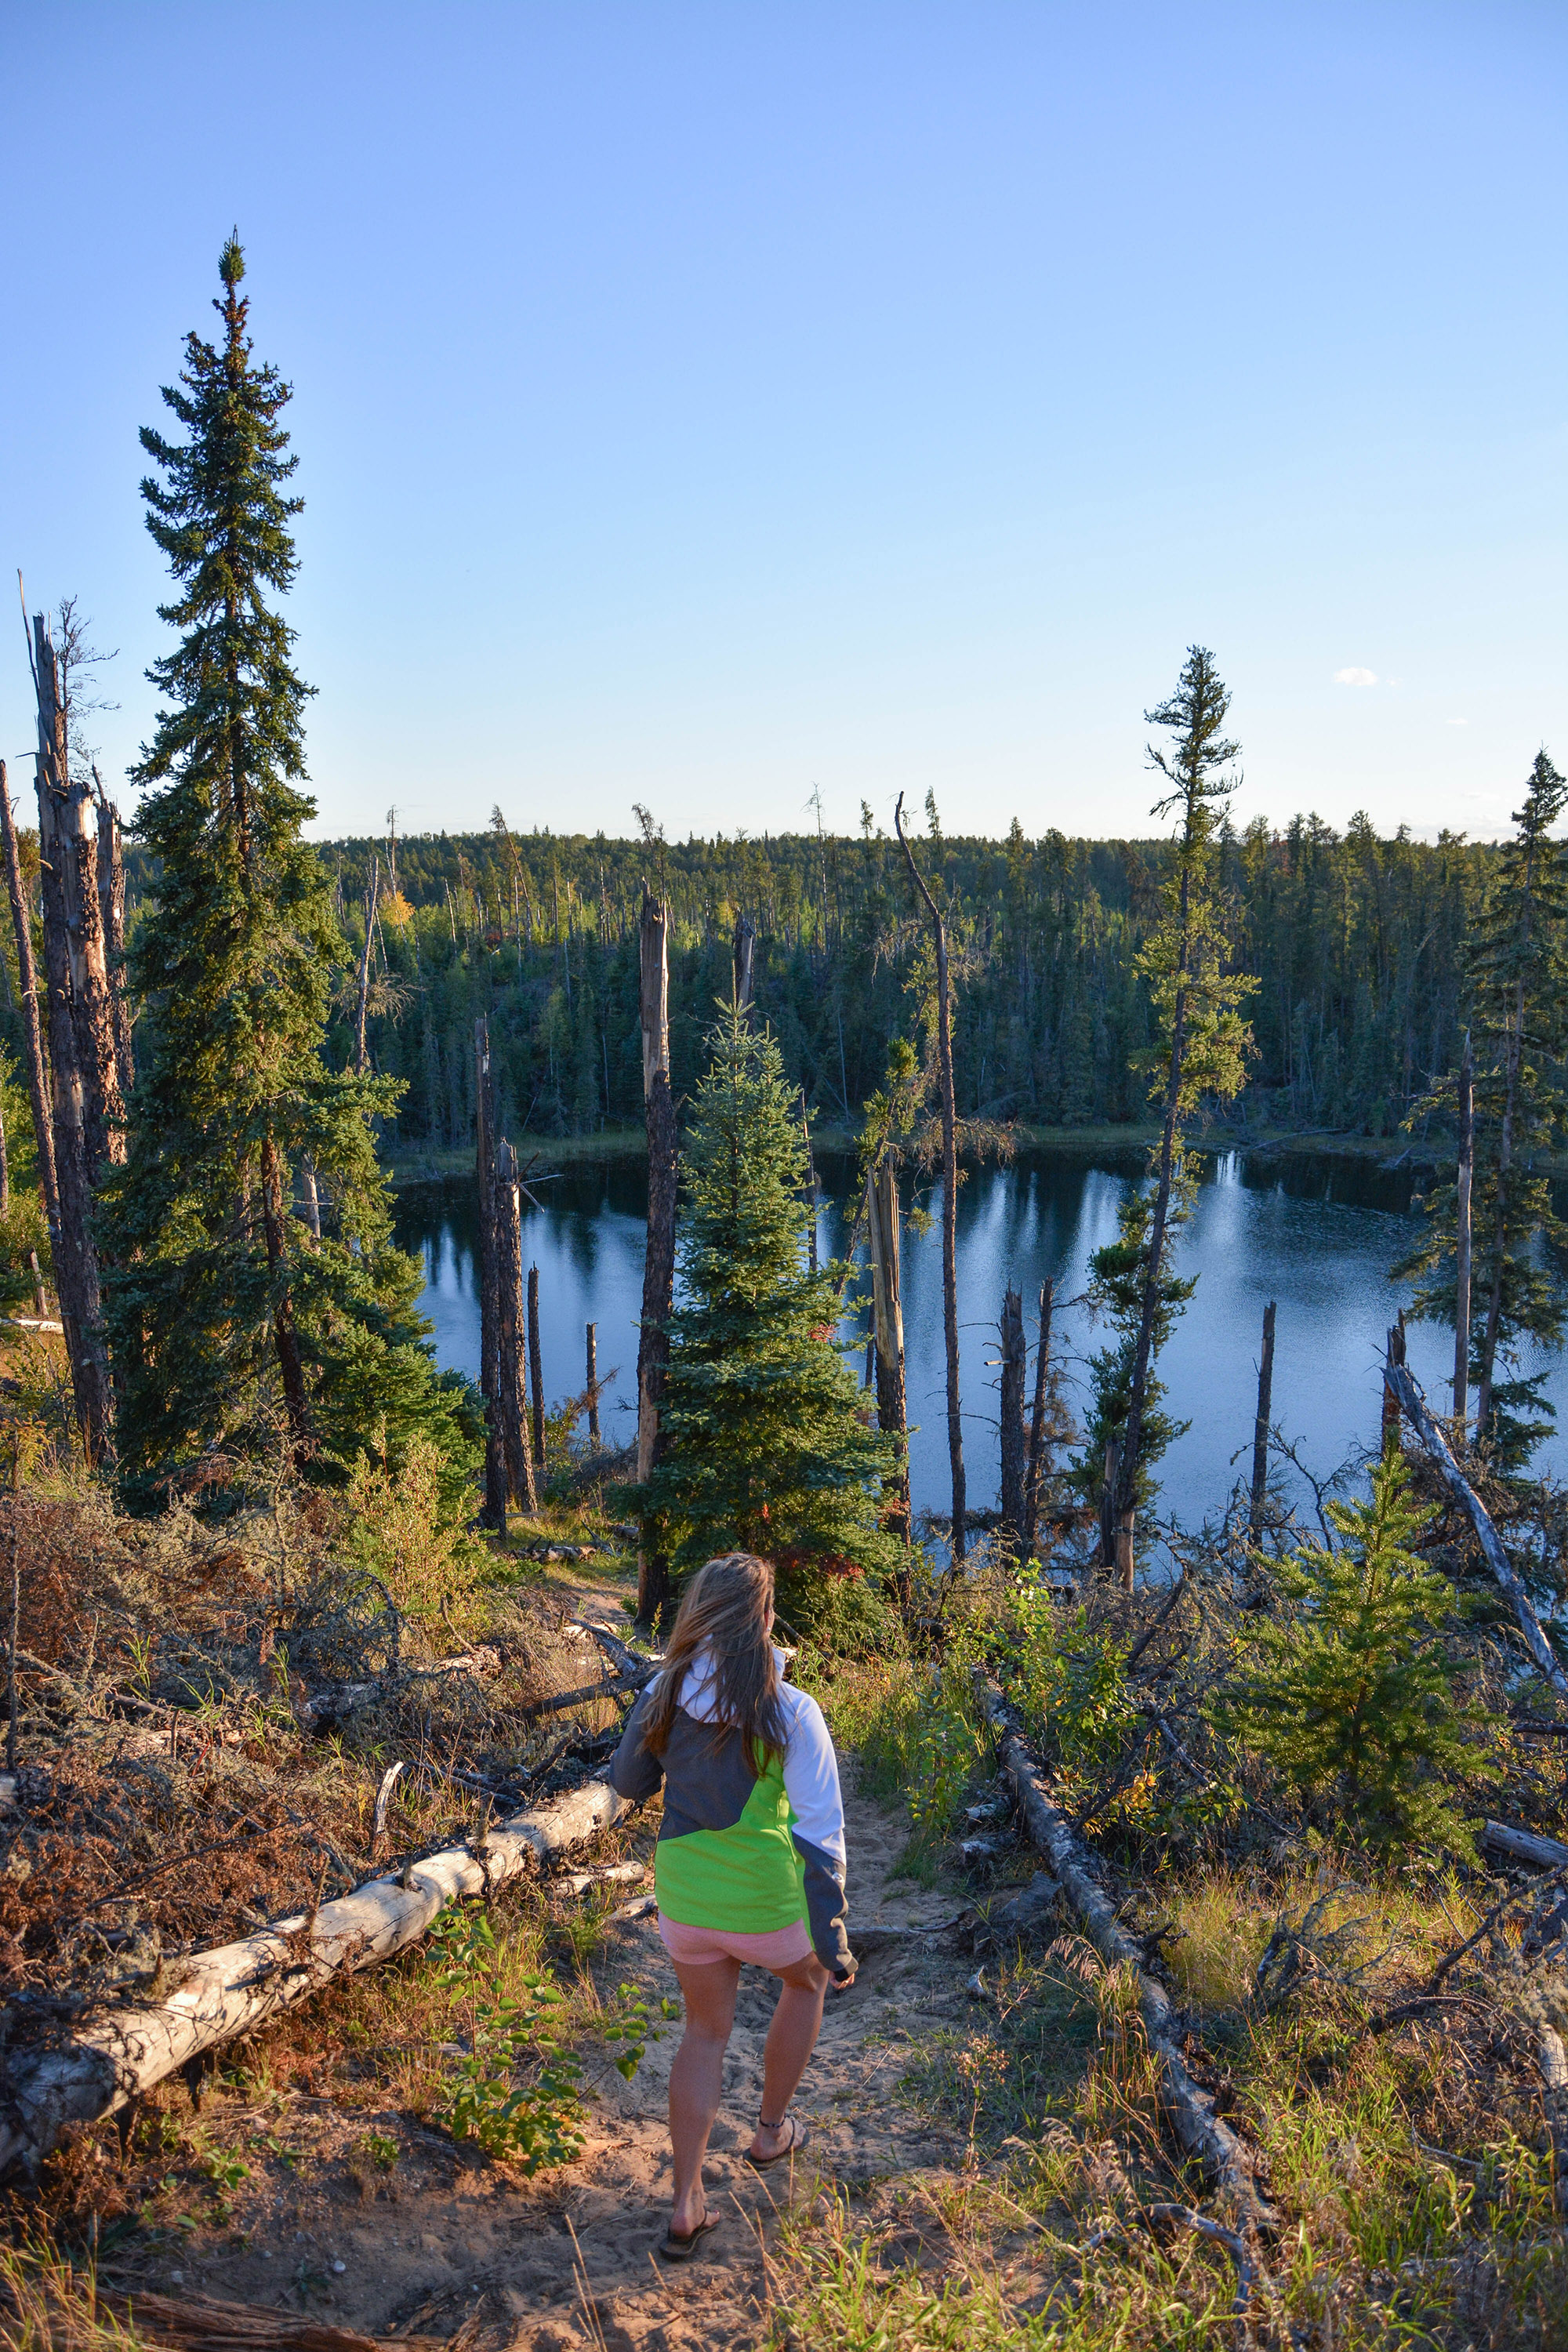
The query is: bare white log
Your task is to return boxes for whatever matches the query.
[981,1681,1275,2239]
[1387,1361,1568,1704]
[0,1776,630,2176]
[1483,1820,1568,1871]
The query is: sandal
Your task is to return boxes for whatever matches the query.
[748,2111,808,2169]
[659,2212,722,2262]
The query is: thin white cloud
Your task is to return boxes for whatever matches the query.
[1445,716,1468,727]
[1334,666,1378,686]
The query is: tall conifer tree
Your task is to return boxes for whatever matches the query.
[1399,750,1568,1464]
[640,1008,900,1627]
[104,239,477,1497]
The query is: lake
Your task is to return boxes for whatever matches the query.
[394,1147,1568,1534]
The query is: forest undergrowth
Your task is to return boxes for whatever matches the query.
[4,1393,1568,2347]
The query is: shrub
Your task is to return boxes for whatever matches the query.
[1218,1449,1500,1857]
[343,1431,488,1633]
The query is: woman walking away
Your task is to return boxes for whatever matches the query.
[610,1552,856,2260]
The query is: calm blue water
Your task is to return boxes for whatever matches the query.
[394,1149,1568,1532]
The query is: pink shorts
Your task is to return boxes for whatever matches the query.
[658,1913,814,1969]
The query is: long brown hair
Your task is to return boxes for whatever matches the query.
[642,1553,789,1777]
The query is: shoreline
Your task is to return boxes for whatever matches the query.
[383,1119,1494,1190]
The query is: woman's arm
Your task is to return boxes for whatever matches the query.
[608,1686,666,1804]
[782,1691,855,1980]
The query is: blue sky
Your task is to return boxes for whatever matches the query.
[2,1,1563,845]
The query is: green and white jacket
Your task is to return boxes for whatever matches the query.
[610,1645,854,1977]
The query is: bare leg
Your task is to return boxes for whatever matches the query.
[749,1952,829,2160]
[668,1956,740,2234]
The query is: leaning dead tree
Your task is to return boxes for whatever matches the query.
[24,614,118,1463]
[895,791,965,1558]
[866,1157,909,1542]
[982,1682,1275,2258]
[732,911,756,1020]
[636,890,677,1626]
[1387,1359,1568,1704]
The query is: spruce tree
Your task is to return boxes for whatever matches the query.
[1219,1450,1498,1857]
[103,239,478,1499]
[640,1007,901,1628]
[1102,648,1256,1580]
[1399,752,1568,1465]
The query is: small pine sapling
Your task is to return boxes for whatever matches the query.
[1220,1449,1499,1857]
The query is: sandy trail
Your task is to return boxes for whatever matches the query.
[135,1775,978,2351]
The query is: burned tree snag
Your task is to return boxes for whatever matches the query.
[1022,1279,1054,1562]
[354,855,379,1077]
[475,1017,506,1530]
[528,1265,545,1474]
[1249,1300,1276,1539]
[259,1135,309,1451]
[27,622,113,1465]
[0,762,58,1246]
[999,1286,1026,1560]
[802,1096,819,1278]
[586,1322,601,1443]
[93,771,134,1100]
[866,1159,909,1541]
[496,1142,538,1514]
[1454,1032,1473,1430]
[1382,1313,1406,1457]
[636,891,677,1628]
[33,623,123,1177]
[894,792,965,1559]
[732,913,755,1019]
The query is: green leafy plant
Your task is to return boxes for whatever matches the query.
[601,1983,680,2082]
[354,2130,400,2172]
[430,1906,585,2172]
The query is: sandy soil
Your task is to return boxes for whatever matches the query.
[103,1775,983,2351]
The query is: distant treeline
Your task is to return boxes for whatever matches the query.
[20,813,1484,1150]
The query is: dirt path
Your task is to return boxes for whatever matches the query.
[122,1777,980,2351]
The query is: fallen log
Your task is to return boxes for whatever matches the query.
[981,1681,1275,2240]
[1386,1363,1568,1703]
[1483,1820,1568,1871]
[0,1774,630,2176]
[96,2285,446,2351]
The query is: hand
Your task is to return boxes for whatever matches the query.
[829,1966,857,1991]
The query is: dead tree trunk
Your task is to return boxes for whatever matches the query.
[1022,1279,1053,1562]
[732,913,755,1018]
[354,855,379,1077]
[586,1321,601,1442]
[999,1286,1026,1559]
[528,1265,545,1472]
[496,1142,538,1513]
[1248,1300,1276,1539]
[636,891,677,1627]
[1388,1359,1568,1704]
[27,626,114,1465]
[1454,1031,1472,1429]
[299,1159,321,1241]
[474,1017,506,1530]
[0,762,58,1247]
[1381,1312,1406,1457]
[92,771,134,1100]
[801,1097,819,1278]
[894,793,965,1559]
[866,1160,909,1542]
